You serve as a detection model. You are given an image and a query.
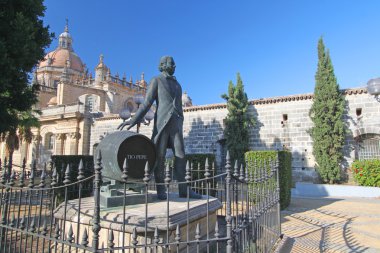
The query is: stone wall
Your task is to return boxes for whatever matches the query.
[56,82,107,110]
[90,87,380,183]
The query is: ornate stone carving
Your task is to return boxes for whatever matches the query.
[32,135,42,144]
[57,133,67,141]
[70,132,81,140]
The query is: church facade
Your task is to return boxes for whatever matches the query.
[0,24,148,167]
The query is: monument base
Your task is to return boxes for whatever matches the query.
[100,188,157,208]
[54,193,222,253]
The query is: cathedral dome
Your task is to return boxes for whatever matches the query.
[38,21,85,73]
[38,48,85,73]
[59,30,72,40]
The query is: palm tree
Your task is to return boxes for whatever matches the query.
[1,110,40,175]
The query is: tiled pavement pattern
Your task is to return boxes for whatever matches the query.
[276,197,380,253]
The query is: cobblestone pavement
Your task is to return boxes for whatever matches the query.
[276,197,380,253]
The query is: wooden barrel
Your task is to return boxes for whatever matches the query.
[97,131,156,181]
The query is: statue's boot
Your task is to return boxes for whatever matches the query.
[173,157,202,199]
[155,169,167,200]
[156,184,167,200]
[178,184,202,199]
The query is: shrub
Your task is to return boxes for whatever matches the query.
[351,160,380,187]
[166,154,216,179]
[51,155,94,201]
[245,150,292,210]
[185,154,216,196]
[185,154,216,179]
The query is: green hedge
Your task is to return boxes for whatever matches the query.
[351,160,380,187]
[166,154,216,179]
[165,154,216,196]
[185,154,216,179]
[51,155,94,201]
[244,150,292,210]
[186,154,216,196]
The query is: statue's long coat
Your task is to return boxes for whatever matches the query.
[129,74,184,147]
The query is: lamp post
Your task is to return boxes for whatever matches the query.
[118,94,154,133]
[119,107,131,124]
[134,93,144,108]
[367,78,380,102]
[134,93,145,133]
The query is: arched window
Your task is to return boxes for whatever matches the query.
[357,134,380,160]
[45,133,55,150]
[86,96,94,112]
[123,98,135,112]
[127,102,134,112]
[93,143,99,155]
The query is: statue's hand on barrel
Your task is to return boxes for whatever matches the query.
[117,121,133,131]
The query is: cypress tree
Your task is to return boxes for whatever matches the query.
[309,38,345,184]
[221,73,254,163]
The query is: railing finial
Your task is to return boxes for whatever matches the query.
[63,164,71,185]
[122,158,128,182]
[239,164,245,181]
[175,224,181,242]
[143,161,150,183]
[81,228,89,247]
[234,160,239,177]
[77,159,85,181]
[204,157,211,179]
[154,226,160,244]
[165,162,171,184]
[185,161,191,182]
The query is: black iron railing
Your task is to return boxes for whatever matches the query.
[0,151,281,252]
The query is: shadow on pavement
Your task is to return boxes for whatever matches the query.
[276,197,379,253]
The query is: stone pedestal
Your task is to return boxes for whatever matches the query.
[100,181,157,208]
[54,193,222,252]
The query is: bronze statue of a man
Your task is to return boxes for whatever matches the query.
[118,56,201,200]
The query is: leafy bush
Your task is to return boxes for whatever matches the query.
[51,155,94,201]
[166,154,216,179]
[245,150,292,210]
[184,154,216,196]
[351,160,380,187]
[185,154,216,179]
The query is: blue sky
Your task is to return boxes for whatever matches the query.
[43,0,380,105]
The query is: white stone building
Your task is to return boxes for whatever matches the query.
[0,23,148,167]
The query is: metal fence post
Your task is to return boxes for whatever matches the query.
[225,151,233,253]
[276,155,281,238]
[92,151,103,252]
[0,150,283,253]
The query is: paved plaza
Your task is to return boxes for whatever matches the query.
[277,197,380,253]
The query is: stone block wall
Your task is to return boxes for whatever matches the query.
[90,87,380,183]
[250,94,317,182]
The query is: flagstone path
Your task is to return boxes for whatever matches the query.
[276,197,380,253]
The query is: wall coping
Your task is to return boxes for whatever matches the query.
[95,87,368,120]
[95,114,121,121]
[184,87,367,112]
